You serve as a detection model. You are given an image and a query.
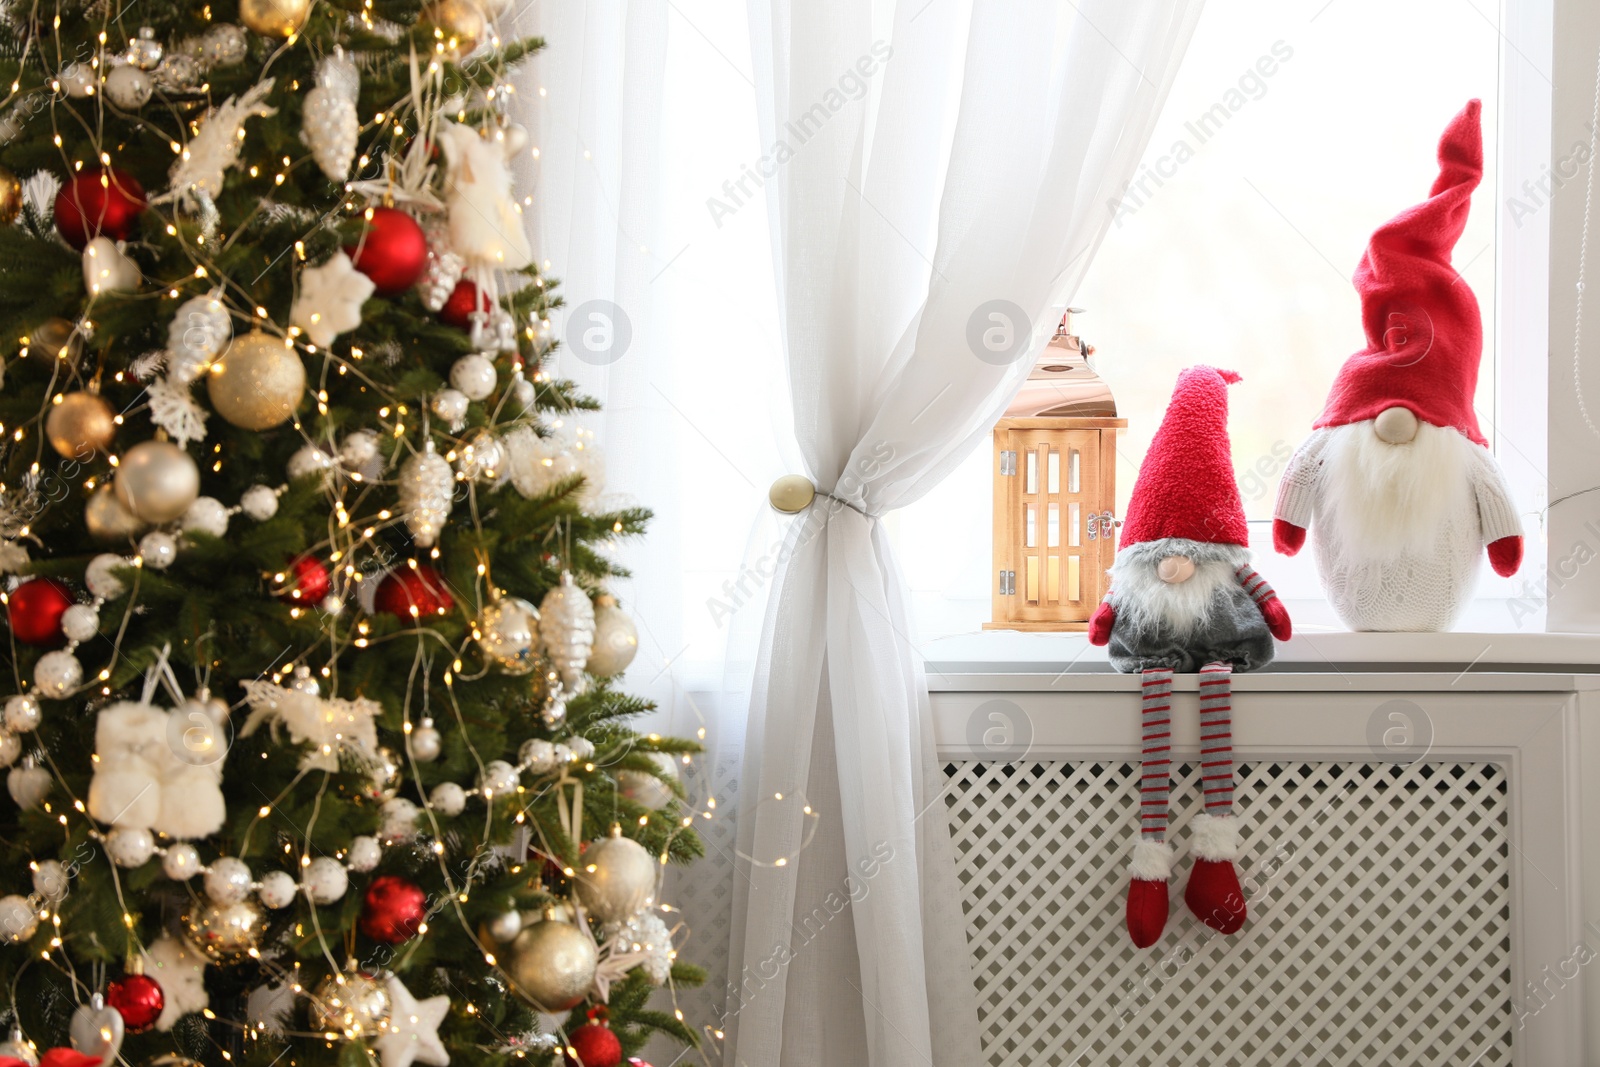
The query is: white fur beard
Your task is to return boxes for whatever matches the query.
[1321,420,1476,559]
[1109,540,1248,639]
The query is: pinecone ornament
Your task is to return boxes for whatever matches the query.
[398,442,454,548]
[417,218,465,312]
[539,572,594,690]
[301,50,359,182]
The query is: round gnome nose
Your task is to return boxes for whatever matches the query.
[1373,406,1419,444]
[1157,555,1195,584]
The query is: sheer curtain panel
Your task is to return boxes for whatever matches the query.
[729,2,1206,1065]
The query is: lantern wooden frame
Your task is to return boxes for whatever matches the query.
[988,418,1125,631]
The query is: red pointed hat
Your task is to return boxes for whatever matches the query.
[1120,365,1249,548]
[1314,99,1487,447]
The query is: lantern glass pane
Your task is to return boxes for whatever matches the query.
[1048,449,1060,494]
[1048,504,1059,547]
[1068,503,1080,547]
[1026,557,1038,603]
[1068,449,1080,494]
[1025,503,1036,548]
[1048,555,1060,603]
[1026,450,1037,494]
[1067,555,1081,602]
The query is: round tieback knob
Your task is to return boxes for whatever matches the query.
[768,475,816,514]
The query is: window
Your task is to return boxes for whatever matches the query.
[890,0,1538,639]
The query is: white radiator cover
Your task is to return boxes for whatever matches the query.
[928,672,1595,1066]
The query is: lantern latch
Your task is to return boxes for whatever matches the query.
[999,450,1017,476]
[998,570,1015,595]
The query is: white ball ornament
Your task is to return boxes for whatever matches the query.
[287,444,335,485]
[338,430,381,474]
[241,485,280,521]
[428,781,466,816]
[34,650,82,698]
[31,860,68,901]
[588,596,638,677]
[486,909,522,943]
[567,736,595,762]
[347,835,382,872]
[106,827,156,868]
[163,842,202,880]
[0,730,18,768]
[431,388,468,427]
[0,895,38,943]
[574,833,658,924]
[3,694,41,733]
[105,64,153,109]
[86,553,128,599]
[617,752,679,811]
[138,530,178,570]
[206,857,254,903]
[8,760,51,808]
[302,857,348,904]
[257,870,298,909]
[478,759,518,798]
[182,496,230,538]
[60,63,96,98]
[60,605,99,643]
[410,720,441,762]
[449,354,497,401]
[380,797,419,842]
[166,295,231,384]
[116,440,200,524]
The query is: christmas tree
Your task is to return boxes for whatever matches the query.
[0,2,702,1066]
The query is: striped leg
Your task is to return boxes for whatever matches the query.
[1185,660,1247,935]
[1127,667,1175,948]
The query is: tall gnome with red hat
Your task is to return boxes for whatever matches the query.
[1089,366,1292,948]
[1273,100,1523,631]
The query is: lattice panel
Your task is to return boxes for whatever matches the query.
[944,759,1512,1067]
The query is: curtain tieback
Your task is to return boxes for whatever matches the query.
[768,474,873,519]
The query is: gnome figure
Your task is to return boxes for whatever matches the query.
[1273,100,1522,631]
[1089,366,1292,948]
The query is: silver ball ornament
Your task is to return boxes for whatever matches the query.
[518,738,557,774]
[308,970,391,1038]
[31,860,68,901]
[347,835,381,872]
[301,856,348,904]
[60,604,99,643]
[202,23,250,65]
[0,894,38,943]
[455,429,504,482]
[431,389,469,427]
[182,496,230,538]
[105,65,153,109]
[410,720,441,762]
[428,781,466,816]
[115,440,200,524]
[366,746,401,801]
[86,553,128,599]
[7,760,50,808]
[478,759,519,798]
[183,897,265,962]
[153,53,201,93]
[449,354,497,401]
[257,870,298,909]
[127,27,164,70]
[588,597,638,676]
[478,597,538,674]
[240,485,279,521]
[162,842,202,880]
[486,909,522,943]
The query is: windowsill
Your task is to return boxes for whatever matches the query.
[923,611,1600,679]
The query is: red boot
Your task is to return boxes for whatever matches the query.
[1183,813,1246,934]
[1126,840,1174,948]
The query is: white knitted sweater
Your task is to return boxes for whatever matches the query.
[1275,427,1522,631]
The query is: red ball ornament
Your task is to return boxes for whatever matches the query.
[106,972,164,1034]
[278,555,330,606]
[8,578,75,647]
[438,280,490,329]
[346,207,428,295]
[54,168,147,250]
[358,874,427,943]
[373,564,455,620]
[564,1021,622,1067]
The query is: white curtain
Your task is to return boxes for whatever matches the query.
[729,2,1206,1065]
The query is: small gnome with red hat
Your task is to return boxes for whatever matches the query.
[1089,365,1292,948]
[1273,100,1522,631]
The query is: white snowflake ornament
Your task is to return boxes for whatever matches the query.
[291,252,374,347]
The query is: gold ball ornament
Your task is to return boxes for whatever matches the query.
[28,318,80,364]
[421,0,484,57]
[239,0,310,38]
[85,483,146,542]
[207,332,306,430]
[46,391,116,459]
[0,165,21,225]
[182,897,265,963]
[507,916,597,1010]
[574,832,658,924]
[308,970,391,1038]
[115,439,200,524]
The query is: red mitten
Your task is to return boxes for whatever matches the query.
[1488,535,1523,577]
[1088,601,1115,646]
[1259,597,1292,642]
[1272,518,1306,556]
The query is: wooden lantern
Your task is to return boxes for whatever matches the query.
[988,310,1125,631]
